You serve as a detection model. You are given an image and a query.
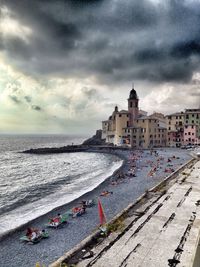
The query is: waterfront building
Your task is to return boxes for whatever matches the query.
[166,112,185,147]
[102,87,167,148]
[166,109,200,147]
[102,87,200,148]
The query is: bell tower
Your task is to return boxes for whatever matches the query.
[128,86,139,126]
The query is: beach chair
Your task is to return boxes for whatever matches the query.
[20,230,49,244]
[45,214,68,228]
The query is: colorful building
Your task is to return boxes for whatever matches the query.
[102,88,200,148]
[166,112,184,147]
[102,87,167,148]
[166,109,200,147]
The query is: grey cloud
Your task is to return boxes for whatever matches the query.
[9,95,21,104]
[82,87,98,99]
[190,88,200,97]
[31,105,42,111]
[24,96,32,103]
[171,41,200,58]
[1,0,200,84]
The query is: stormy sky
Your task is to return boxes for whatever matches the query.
[0,0,200,134]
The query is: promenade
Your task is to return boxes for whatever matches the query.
[75,160,200,267]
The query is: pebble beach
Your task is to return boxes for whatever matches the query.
[0,148,192,267]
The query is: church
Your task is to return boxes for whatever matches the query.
[102,87,167,148]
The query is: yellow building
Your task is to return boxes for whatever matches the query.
[102,88,167,148]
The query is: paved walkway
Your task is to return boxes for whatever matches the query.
[78,161,200,267]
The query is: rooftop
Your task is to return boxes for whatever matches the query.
[118,110,129,114]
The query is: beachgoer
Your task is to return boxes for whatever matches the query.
[31,231,37,241]
[26,227,39,241]
[57,213,62,221]
[100,190,113,196]
[26,227,33,238]
[81,201,87,211]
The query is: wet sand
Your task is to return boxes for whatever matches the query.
[0,148,192,267]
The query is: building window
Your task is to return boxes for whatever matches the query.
[192,114,194,117]
[119,114,121,117]
[186,120,188,124]
[176,116,178,119]
[127,114,129,117]
[188,132,191,135]
[169,127,171,130]
[186,115,189,119]
[185,125,188,129]
[192,133,194,135]
[130,101,133,108]
[185,133,187,135]
[192,120,194,123]
[127,122,129,127]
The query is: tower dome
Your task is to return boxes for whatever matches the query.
[129,88,138,100]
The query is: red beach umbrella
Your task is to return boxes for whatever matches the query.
[98,198,106,226]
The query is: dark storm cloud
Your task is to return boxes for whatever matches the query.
[1,0,200,83]
[171,41,200,58]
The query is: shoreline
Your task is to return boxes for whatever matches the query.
[0,148,193,267]
[0,150,126,241]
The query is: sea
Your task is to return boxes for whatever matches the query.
[0,134,123,236]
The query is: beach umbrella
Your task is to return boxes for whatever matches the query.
[98,198,106,226]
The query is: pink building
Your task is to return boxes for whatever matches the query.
[167,130,184,147]
[184,125,198,145]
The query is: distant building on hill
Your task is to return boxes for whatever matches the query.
[102,87,167,148]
